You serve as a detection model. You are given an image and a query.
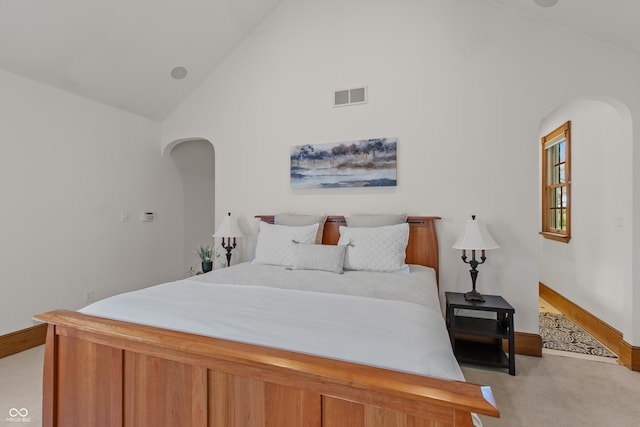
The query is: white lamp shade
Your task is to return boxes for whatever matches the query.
[452,216,499,250]
[212,213,244,238]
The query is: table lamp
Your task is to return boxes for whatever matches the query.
[213,212,244,267]
[452,215,499,302]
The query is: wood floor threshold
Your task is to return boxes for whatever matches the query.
[539,282,639,371]
[0,323,47,358]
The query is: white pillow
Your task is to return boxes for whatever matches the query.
[291,244,346,274]
[275,213,327,244]
[337,223,409,272]
[254,222,319,267]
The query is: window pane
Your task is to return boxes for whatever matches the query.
[556,209,562,231]
[559,141,565,162]
[559,163,565,183]
[549,209,556,229]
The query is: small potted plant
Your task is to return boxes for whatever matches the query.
[196,245,214,273]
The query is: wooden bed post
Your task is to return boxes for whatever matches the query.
[41,325,57,427]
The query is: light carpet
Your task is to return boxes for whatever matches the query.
[0,346,43,426]
[462,354,640,426]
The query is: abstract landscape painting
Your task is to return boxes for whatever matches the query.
[290,138,397,189]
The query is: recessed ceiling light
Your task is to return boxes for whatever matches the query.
[534,0,559,7]
[170,66,188,80]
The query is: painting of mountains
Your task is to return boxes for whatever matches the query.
[290,138,397,189]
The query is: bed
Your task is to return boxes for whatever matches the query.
[34,215,499,427]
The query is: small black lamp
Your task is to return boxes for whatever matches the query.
[453,215,500,302]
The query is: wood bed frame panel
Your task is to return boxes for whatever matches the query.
[35,215,499,427]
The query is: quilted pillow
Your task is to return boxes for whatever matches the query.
[291,244,346,274]
[275,213,327,244]
[254,222,319,267]
[337,223,409,272]
[345,214,407,227]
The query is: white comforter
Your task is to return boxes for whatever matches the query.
[79,262,464,382]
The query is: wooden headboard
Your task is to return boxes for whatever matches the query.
[255,215,441,283]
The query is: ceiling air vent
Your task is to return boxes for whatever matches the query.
[333,86,367,107]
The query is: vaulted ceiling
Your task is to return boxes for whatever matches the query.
[0,0,283,120]
[1,0,638,121]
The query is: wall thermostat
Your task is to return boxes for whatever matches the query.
[140,211,155,222]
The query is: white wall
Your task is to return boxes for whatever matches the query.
[162,0,640,339]
[539,99,632,332]
[0,70,184,335]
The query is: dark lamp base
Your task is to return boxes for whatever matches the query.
[464,289,486,302]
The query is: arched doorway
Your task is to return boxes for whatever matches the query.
[538,97,633,358]
[168,138,216,275]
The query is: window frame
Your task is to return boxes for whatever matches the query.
[540,121,571,243]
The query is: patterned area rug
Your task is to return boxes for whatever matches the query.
[539,312,617,358]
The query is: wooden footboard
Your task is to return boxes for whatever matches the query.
[34,310,499,427]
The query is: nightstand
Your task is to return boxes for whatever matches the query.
[445,291,515,375]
